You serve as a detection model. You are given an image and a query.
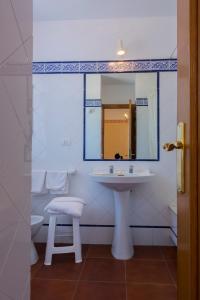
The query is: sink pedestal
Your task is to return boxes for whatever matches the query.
[90,171,155,260]
[112,190,133,260]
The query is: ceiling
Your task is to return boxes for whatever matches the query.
[33,0,177,21]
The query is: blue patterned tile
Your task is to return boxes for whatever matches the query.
[80,62,97,73]
[62,62,79,73]
[97,61,133,72]
[169,60,177,71]
[109,61,132,72]
[136,98,148,106]
[151,60,170,71]
[85,99,102,107]
[44,62,62,73]
[132,60,152,71]
[32,62,45,73]
[32,59,177,74]
[97,62,110,72]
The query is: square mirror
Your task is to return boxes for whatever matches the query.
[84,72,159,161]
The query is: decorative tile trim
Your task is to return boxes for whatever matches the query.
[32,59,177,74]
[85,99,102,107]
[62,62,79,73]
[32,62,45,73]
[80,62,97,73]
[136,98,148,106]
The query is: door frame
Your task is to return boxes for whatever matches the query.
[177,0,199,299]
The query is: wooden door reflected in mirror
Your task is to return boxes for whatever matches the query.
[102,103,136,160]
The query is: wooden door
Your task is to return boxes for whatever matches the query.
[102,104,135,159]
[177,0,199,299]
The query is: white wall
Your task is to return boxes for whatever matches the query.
[33,17,177,61]
[102,83,134,104]
[32,16,177,245]
[0,0,32,299]
[32,71,177,246]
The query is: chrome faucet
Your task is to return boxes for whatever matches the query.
[109,165,114,174]
[129,165,134,174]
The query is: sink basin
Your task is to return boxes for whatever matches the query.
[90,170,155,260]
[91,172,154,191]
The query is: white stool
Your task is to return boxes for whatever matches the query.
[44,197,85,265]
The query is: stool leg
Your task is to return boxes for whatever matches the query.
[44,215,56,265]
[73,217,82,263]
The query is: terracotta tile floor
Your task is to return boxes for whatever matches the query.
[31,244,177,300]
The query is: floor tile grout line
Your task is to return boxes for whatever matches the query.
[127,257,176,286]
[160,246,177,261]
[32,245,89,279]
[86,256,166,261]
[71,250,88,300]
[85,244,90,259]
[125,281,177,286]
[158,246,166,260]
[31,245,177,297]
[164,259,177,285]
[32,278,127,284]
[31,277,78,284]
[126,258,172,264]
[161,246,177,282]
[78,279,126,284]
[31,276,178,287]
[124,261,127,300]
[129,258,165,262]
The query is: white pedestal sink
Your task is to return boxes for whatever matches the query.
[90,171,155,260]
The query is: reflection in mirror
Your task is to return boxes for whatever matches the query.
[84,72,158,161]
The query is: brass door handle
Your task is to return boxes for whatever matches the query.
[163,141,183,151]
[163,123,185,193]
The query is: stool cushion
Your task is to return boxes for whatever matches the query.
[44,197,86,218]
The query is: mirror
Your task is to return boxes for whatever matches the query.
[84,72,159,161]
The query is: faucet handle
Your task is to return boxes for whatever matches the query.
[129,165,134,173]
[109,165,114,174]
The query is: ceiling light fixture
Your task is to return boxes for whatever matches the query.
[117,39,126,56]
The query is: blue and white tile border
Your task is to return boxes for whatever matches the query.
[85,99,102,107]
[32,59,177,74]
[136,98,148,106]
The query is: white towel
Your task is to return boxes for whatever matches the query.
[45,197,86,218]
[46,171,69,195]
[31,170,47,194]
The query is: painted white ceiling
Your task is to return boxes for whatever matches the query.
[33,0,177,21]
